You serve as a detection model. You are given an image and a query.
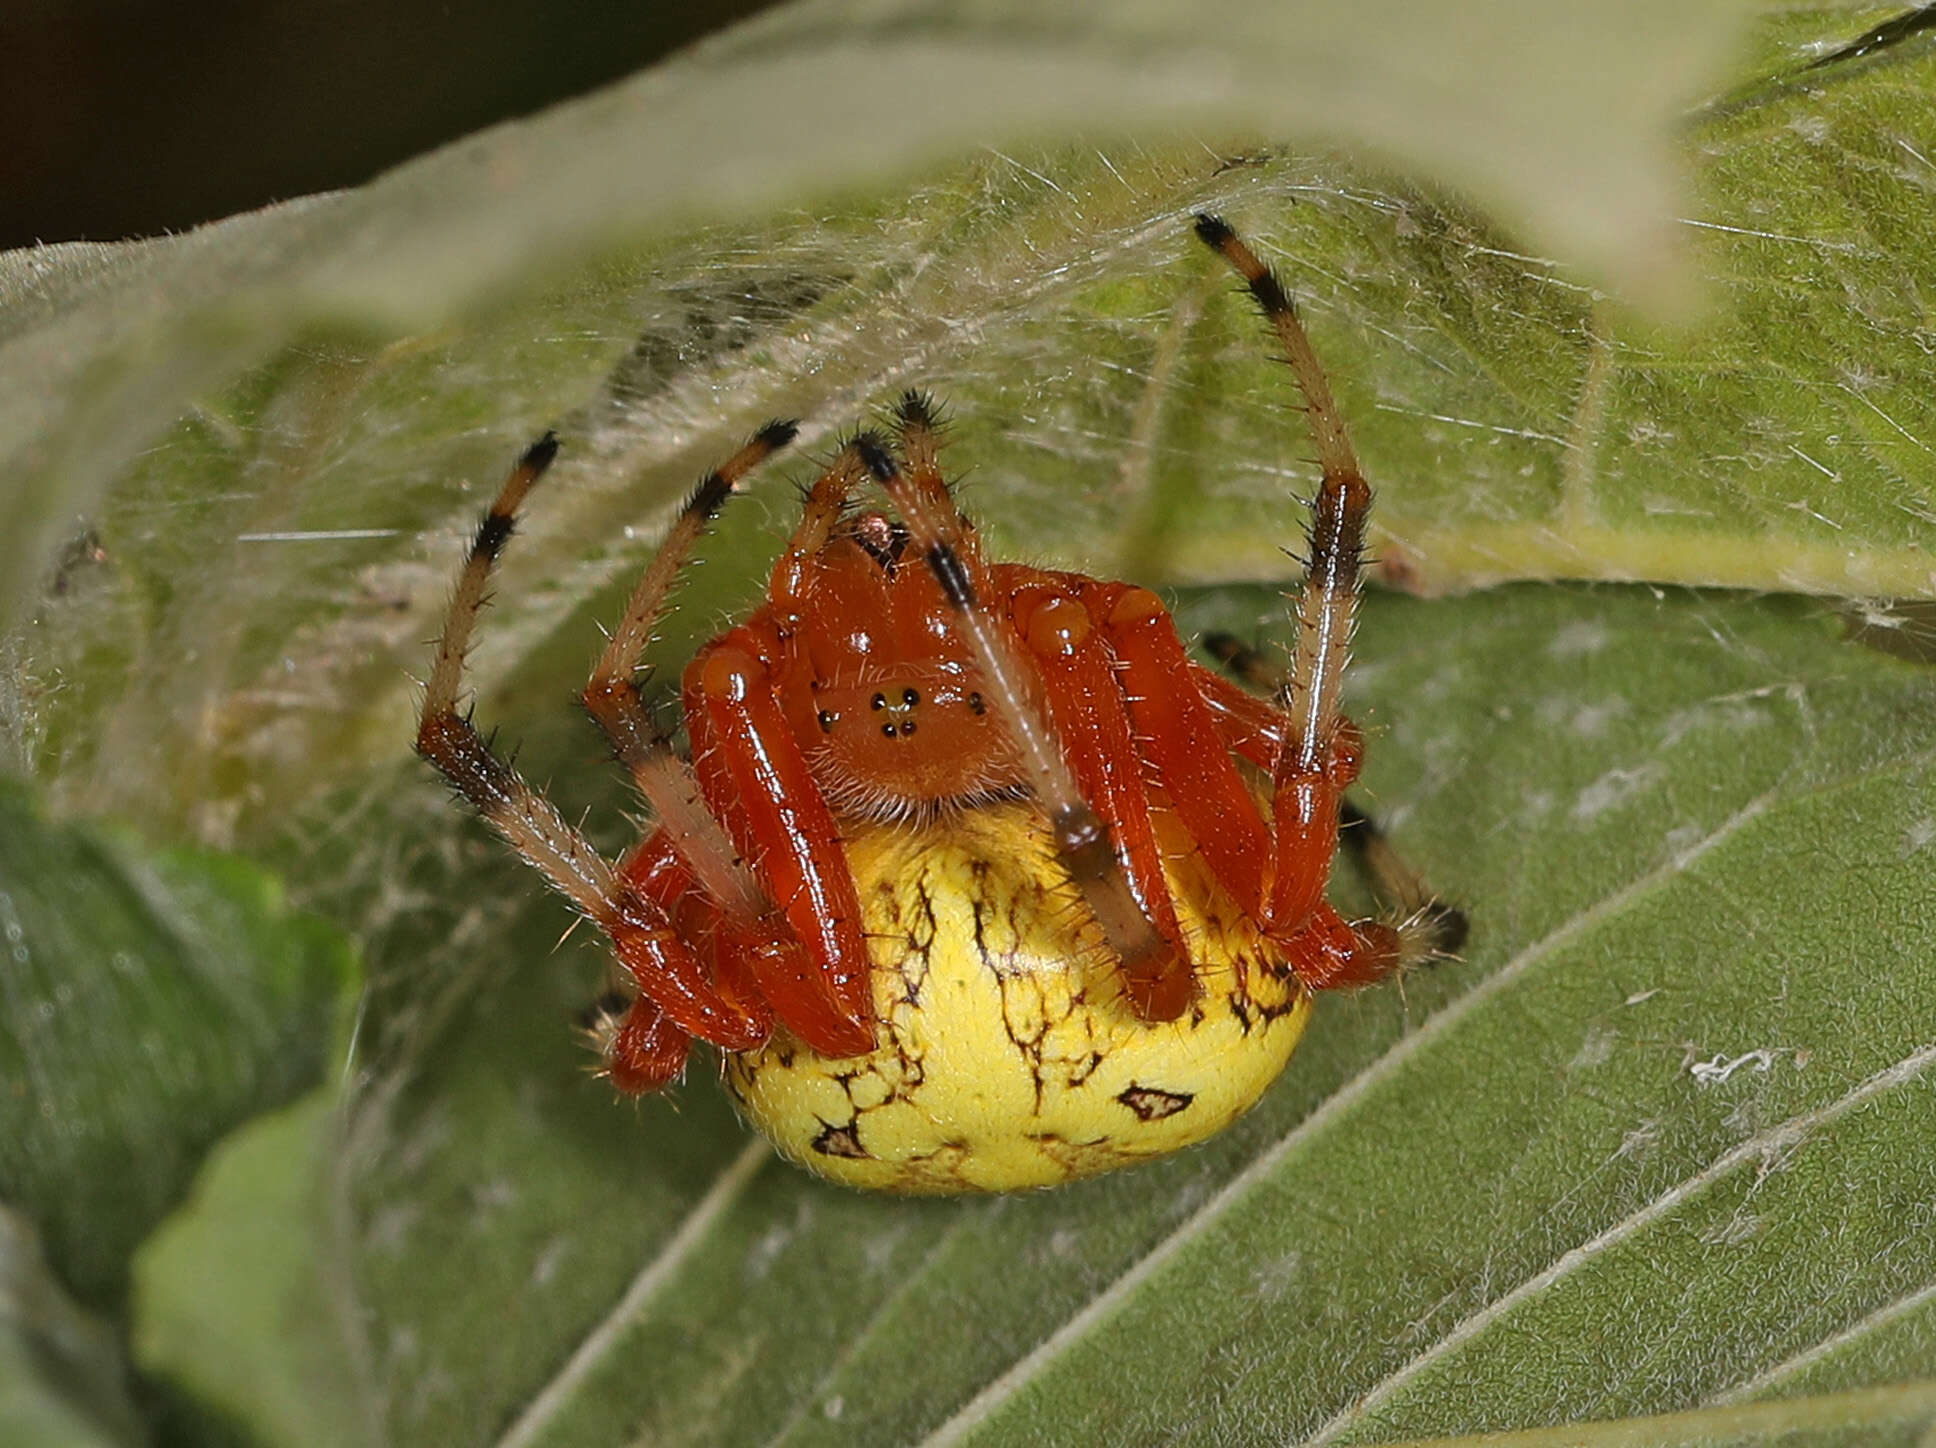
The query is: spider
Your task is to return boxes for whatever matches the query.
[416,215,1463,1193]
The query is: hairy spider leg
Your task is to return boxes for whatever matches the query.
[603,829,794,1092]
[999,564,1391,1010]
[584,421,796,918]
[582,974,693,1094]
[1202,633,1468,960]
[1189,652,1288,766]
[889,395,1250,1010]
[1078,582,1274,921]
[1196,214,1469,979]
[1026,572,1441,996]
[1150,643,1424,989]
[995,569,1193,998]
[619,435,903,1074]
[415,432,770,1078]
[567,422,806,1089]
[1195,214,1367,936]
[417,434,616,919]
[884,392,1194,1020]
[1337,798,1470,955]
[681,438,893,1058]
[768,436,881,609]
[603,438,957,1080]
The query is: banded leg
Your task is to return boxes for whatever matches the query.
[1195,214,1464,973]
[1068,583,1445,984]
[1339,799,1469,956]
[418,436,616,920]
[660,433,946,1058]
[883,393,1194,1020]
[768,437,882,606]
[1200,628,1467,962]
[415,433,768,1056]
[581,421,797,924]
[1195,213,1367,936]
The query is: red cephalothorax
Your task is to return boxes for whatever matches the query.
[417,216,1463,1190]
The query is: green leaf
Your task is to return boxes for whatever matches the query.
[0,1205,143,1448]
[936,596,1936,1447]
[132,1091,377,1448]
[176,581,1936,1448]
[1374,1385,1936,1448]
[0,777,359,1312]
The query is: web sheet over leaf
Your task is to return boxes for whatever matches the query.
[0,0,1736,638]
[8,6,1936,841]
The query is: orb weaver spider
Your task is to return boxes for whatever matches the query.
[416,215,1463,1193]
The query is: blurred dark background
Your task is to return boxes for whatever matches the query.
[2,2,779,250]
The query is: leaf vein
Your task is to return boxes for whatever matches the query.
[1304,1040,1936,1444]
[1712,1277,1936,1406]
[492,1139,771,1448]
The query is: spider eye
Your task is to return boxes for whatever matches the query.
[817,710,837,733]
[870,692,887,710]
[903,687,920,707]
[967,692,985,715]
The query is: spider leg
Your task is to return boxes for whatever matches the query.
[1194,211,1466,970]
[624,820,868,1063]
[582,422,796,924]
[1000,575,1193,1014]
[1284,900,1408,991]
[1189,656,1285,772]
[591,432,903,1067]
[600,824,839,1093]
[1083,584,1272,923]
[884,393,1193,1019]
[769,438,879,607]
[581,990,691,1094]
[1196,214,1367,939]
[419,436,615,919]
[1197,636,1467,960]
[416,433,768,1060]
[1339,799,1469,956]
[1198,634,1368,792]
[685,623,878,1057]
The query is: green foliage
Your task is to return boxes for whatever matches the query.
[0,782,357,1312]
[0,1206,143,1448]
[133,1093,376,1448]
[2,1,1933,1444]
[0,782,355,1448]
[128,587,1936,1448]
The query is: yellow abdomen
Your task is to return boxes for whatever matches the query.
[723,801,1309,1193]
